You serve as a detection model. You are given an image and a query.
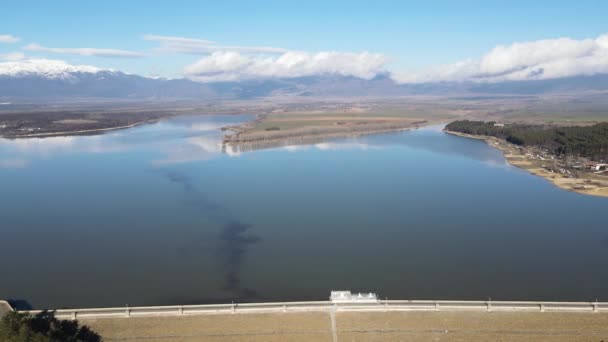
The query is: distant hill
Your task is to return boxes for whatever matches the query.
[468,74,608,94]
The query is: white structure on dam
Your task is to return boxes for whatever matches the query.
[330,291,378,303]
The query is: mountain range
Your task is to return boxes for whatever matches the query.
[2,59,608,100]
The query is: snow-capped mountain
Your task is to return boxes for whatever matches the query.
[0,59,223,99]
[0,59,102,79]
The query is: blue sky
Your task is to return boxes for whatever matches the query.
[2,0,608,81]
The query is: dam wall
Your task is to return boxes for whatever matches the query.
[14,298,608,320]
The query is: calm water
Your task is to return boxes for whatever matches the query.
[1,115,607,309]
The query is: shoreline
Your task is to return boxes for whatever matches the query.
[444,130,608,198]
[0,119,161,139]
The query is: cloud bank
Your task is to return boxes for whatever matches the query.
[184,51,388,82]
[23,43,145,58]
[4,33,608,85]
[149,35,387,82]
[0,34,20,43]
[394,33,608,83]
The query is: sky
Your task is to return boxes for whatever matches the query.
[1,0,608,83]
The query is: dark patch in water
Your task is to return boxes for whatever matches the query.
[160,169,260,298]
[163,170,195,191]
[218,221,260,295]
[161,170,224,220]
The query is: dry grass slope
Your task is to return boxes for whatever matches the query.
[81,311,608,341]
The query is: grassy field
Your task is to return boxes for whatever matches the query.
[243,106,461,135]
[482,94,608,124]
[241,93,608,137]
[252,114,424,131]
[224,112,428,145]
[503,112,608,123]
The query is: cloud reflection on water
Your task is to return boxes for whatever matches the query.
[0,116,247,168]
[273,125,507,167]
[0,135,130,168]
[0,158,27,168]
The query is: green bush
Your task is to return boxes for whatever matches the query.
[0,311,101,342]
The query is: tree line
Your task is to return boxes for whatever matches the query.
[446,120,608,161]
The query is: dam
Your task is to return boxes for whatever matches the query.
[3,293,608,341]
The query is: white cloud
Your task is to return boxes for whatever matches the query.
[23,43,145,58]
[144,34,288,54]
[394,33,608,83]
[0,58,103,78]
[0,52,26,61]
[149,35,388,82]
[0,34,20,43]
[184,51,388,82]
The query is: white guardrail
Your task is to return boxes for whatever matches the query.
[17,300,608,320]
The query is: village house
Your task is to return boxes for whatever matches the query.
[588,163,608,171]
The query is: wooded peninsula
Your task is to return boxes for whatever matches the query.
[445,120,608,197]
[446,120,608,161]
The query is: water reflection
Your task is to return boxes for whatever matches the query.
[239,125,507,167]
[0,158,27,168]
[0,134,133,154]
[281,142,376,152]
[153,137,223,165]
[0,115,249,168]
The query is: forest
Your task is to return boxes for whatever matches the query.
[445,120,608,161]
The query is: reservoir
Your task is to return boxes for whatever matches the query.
[1,115,607,309]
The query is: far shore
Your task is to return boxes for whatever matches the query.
[445,130,608,198]
[0,120,157,139]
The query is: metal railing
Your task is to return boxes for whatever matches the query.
[17,300,608,320]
